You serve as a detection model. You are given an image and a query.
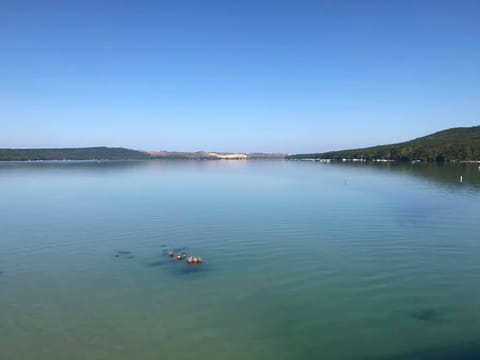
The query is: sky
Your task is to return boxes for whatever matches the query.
[0,0,479,153]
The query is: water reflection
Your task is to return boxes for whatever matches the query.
[1,160,479,189]
[317,161,480,191]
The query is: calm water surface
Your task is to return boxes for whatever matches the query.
[1,160,480,360]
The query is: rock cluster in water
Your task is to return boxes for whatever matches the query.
[186,256,203,265]
[112,246,203,273]
[168,250,203,265]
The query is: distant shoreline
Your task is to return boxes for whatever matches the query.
[0,147,286,162]
[288,126,480,162]
[2,125,479,162]
[1,159,479,165]
[0,158,287,163]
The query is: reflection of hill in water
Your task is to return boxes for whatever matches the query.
[0,159,248,175]
[0,160,149,175]
[328,162,480,191]
[1,160,479,191]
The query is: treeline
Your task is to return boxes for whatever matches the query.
[289,126,480,162]
[0,147,287,161]
[0,147,151,161]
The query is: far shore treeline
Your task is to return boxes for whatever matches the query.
[288,126,480,162]
[0,147,151,161]
[1,126,479,162]
[0,147,284,161]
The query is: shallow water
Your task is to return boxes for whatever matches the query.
[1,160,480,360]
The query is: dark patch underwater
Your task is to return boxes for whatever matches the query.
[368,341,480,360]
[409,308,445,323]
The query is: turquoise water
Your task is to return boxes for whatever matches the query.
[1,160,480,360]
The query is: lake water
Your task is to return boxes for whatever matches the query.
[1,160,480,360]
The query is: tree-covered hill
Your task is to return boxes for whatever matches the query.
[0,147,151,161]
[288,126,480,162]
[0,147,286,161]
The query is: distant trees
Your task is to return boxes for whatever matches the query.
[288,126,480,162]
[0,147,151,161]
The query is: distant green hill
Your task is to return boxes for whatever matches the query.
[0,147,151,161]
[288,126,480,162]
[0,147,286,161]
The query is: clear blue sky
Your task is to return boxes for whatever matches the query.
[1,0,479,153]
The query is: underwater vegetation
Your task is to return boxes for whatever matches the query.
[409,308,445,323]
[369,341,480,360]
[113,250,135,259]
[146,257,176,267]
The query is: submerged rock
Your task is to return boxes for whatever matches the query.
[114,250,135,259]
[176,253,187,261]
[147,258,175,267]
[179,263,204,274]
[186,256,203,265]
